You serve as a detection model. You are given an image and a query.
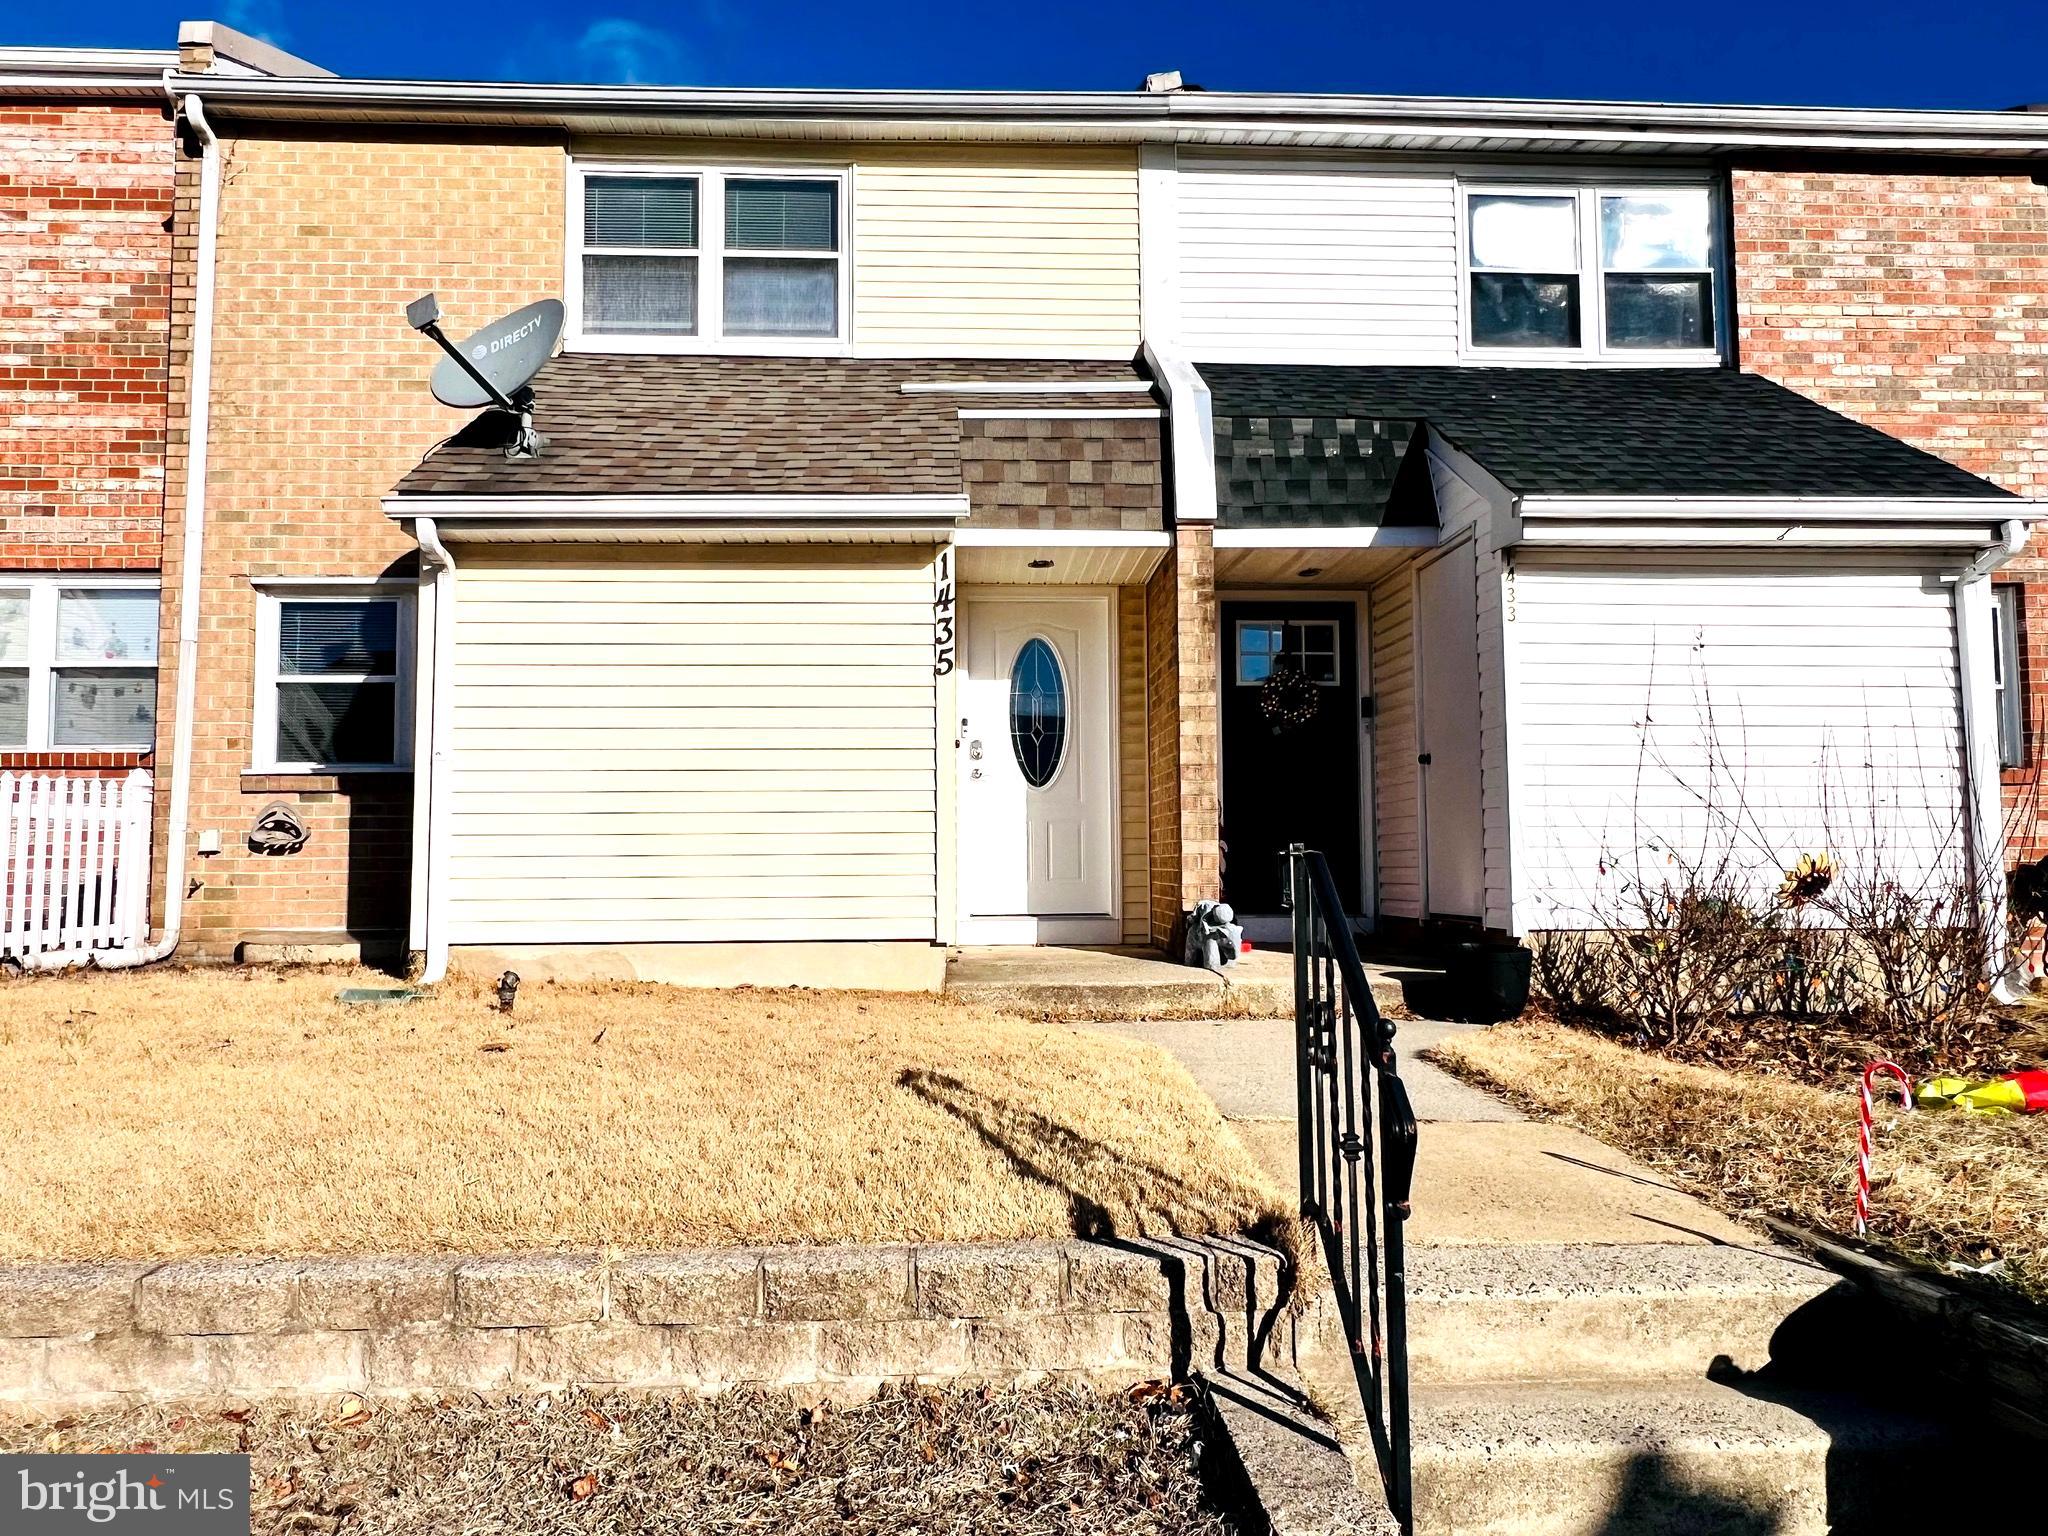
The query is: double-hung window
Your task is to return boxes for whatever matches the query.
[254,589,414,773]
[573,166,847,349]
[0,577,160,751]
[1995,585,2025,769]
[1464,185,1719,358]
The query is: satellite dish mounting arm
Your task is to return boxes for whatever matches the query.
[406,293,547,460]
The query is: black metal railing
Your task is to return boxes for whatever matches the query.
[1283,845,1419,1532]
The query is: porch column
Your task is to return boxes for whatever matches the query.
[1146,523,1221,949]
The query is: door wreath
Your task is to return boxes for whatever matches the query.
[1258,658,1321,734]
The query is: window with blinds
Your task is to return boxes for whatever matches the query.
[575,168,846,345]
[0,580,160,751]
[581,175,700,336]
[724,179,839,338]
[255,592,413,771]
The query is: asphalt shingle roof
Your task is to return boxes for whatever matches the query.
[393,355,1153,498]
[1200,364,2012,517]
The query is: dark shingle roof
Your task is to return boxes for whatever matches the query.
[393,355,1152,498]
[1214,414,1437,529]
[1199,364,2012,506]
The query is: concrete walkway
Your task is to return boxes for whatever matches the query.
[1093,1012,1754,1247]
[946,945,1418,1019]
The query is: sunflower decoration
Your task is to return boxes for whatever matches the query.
[1258,656,1321,735]
[1777,851,1836,909]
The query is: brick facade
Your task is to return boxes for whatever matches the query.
[154,130,564,954]
[1731,167,2048,864]
[1144,524,1220,946]
[0,103,171,573]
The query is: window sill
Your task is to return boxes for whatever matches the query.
[1456,349,1725,368]
[565,334,852,359]
[242,769,412,794]
[0,749,153,772]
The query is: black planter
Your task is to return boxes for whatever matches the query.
[1450,941,1532,1021]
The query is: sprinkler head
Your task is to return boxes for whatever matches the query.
[495,970,520,1014]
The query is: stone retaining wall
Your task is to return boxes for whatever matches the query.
[0,1241,1185,1408]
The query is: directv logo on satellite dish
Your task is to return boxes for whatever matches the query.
[405,294,563,460]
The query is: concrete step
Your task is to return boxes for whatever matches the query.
[1409,1377,1969,1536]
[1406,1243,1838,1383]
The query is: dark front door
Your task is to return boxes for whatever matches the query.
[1220,601,1363,916]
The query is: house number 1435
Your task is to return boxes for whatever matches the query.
[933,548,957,676]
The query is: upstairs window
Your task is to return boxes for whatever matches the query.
[0,578,160,751]
[1464,185,1719,359]
[573,166,847,350]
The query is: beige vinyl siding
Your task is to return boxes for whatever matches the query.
[1119,586,1150,943]
[856,146,1140,353]
[1370,564,1421,920]
[573,138,1141,356]
[1509,553,1968,933]
[444,546,940,944]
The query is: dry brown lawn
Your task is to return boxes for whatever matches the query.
[1432,1022,2048,1304]
[0,968,1284,1261]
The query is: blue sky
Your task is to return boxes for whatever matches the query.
[20,0,2048,108]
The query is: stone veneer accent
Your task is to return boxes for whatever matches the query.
[0,1241,1184,1407]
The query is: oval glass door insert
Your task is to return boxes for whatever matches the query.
[1008,637,1068,788]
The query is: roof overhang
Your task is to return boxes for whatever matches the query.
[158,70,2048,159]
[386,493,969,525]
[1513,496,2040,553]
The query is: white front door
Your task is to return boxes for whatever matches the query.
[958,592,1116,937]
[1416,538,1485,920]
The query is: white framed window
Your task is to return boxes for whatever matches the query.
[1995,584,2024,769]
[1461,182,1721,361]
[252,587,415,773]
[1236,619,1341,687]
[567,162,850,354]
[0,575,160,751]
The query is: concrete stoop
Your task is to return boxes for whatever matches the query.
[1284,1240,2001,1536]
[1409,1379,1964,1536]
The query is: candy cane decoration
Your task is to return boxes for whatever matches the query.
[1855,1061,1914,1237]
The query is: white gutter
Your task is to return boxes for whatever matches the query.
[381,493,969,521]
[160,71,2048,156]
[1517,494,2047,522]
[410,517,456,986]
[30,87,220,972]
[1143,340,1216,526]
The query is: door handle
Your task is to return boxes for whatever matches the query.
[1417,752,1432,765]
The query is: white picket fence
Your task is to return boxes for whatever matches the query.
[0,771,153,965]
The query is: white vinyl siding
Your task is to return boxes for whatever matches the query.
[443,547,940,944]
[1369,565,1421,920]
[1507,554,1969,932]
[1176,156,1461,363]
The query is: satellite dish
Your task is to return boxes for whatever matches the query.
[427,298,564,409]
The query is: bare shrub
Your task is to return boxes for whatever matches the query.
[1528,928,1612,1017]
[1533,648,2010,1048]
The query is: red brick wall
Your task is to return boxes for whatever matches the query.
[0,104,171,571]
[1731,167,2048,862]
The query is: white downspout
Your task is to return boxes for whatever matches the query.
[29,86,219,971]
[1957,517,2028,1001]
[411,516,456,984]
